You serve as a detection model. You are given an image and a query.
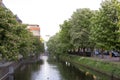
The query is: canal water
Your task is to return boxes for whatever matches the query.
[5,56,95,80]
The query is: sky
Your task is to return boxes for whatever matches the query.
[3,0,102,41]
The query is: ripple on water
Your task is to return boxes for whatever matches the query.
[32,56,61,80]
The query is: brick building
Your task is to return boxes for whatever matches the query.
[27,24,40,38]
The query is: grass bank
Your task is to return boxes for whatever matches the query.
[59,54,120,79]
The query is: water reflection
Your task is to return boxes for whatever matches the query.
[32,56,61,80]
[6,56,94,80]
[14,63,40,80]
[57,61,93,80]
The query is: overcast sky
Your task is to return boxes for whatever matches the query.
[3,0,102,41]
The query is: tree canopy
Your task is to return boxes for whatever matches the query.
[47,0,120,57]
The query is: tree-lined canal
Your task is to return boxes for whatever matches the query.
[5,56,95,80]
[5,55,119,80]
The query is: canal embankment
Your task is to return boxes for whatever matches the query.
[59,54,120,80]
[0,61,21,80]
[0,57,42,80]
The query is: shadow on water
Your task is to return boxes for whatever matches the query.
[5,60,43,80]
[47,56,94,80]
[4,56,116,80]
[56,62,94,80]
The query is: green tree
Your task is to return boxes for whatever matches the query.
[59,20,73,54]
[0,7,44,60]
[0,7,21,60]
[70,8,94,55]
[47,0,120,59]
[91,0,120,51]
[47,8,94,56]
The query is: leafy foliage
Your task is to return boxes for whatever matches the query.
[0,7,44,61]
[47,8,94,56]
[70,8,94,48]
[47,0,120,57]
[90,0,120,50]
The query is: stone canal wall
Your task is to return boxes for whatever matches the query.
[0,58,41,80]
[0,61,21,80]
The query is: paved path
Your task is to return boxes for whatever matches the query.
[93,55,120,63]
[0,62,13,67]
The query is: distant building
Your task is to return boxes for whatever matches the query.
[1,0,22,23]
[0,0,6,7]
[0,0,2,5]
[27,24,40,38]
[15,15,22,23]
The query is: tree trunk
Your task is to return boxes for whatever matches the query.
[119,56,120,61]
[90,47,94,57]
[101,48,104,59]
[83,47,86,56]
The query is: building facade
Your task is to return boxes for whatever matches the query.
[0,0,6,7]
[27,24,40,38]
[0,0,2,5]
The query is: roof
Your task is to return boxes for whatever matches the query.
[27,24,40,32]
[29,27,40,31]
[16,15,22,23]
[28,24,39,27]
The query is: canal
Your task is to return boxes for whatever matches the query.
[5,56,115,80]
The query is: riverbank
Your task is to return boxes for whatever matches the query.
[0,57,42,80]
[59,54,120,80]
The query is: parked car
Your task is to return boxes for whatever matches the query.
[111,51,120,57]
